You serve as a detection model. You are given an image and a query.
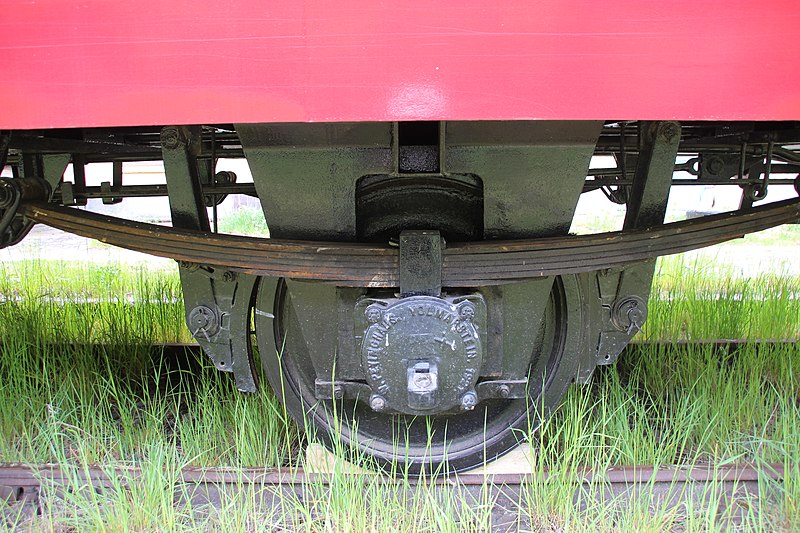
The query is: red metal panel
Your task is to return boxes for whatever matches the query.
[1,1,798,128]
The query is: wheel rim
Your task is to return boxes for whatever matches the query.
[255,275,587,473]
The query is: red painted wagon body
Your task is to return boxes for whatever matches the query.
[2,1,799,128]
[1,2,799,472]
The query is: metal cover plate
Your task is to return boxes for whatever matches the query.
[358,294,486,414]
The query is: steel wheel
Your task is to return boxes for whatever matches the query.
[254,275,591,474]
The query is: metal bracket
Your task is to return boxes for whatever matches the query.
[0,151,68,249]
[162,126,259,392]
[595,121,680,366]
[399,229,443,297]
[182,266,259,392]
[100,162,124,205]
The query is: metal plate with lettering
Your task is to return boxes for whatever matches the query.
[357,294,486,415]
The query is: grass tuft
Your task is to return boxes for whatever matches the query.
[0,255,798,529]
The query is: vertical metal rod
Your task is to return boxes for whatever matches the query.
[161,126,210,232]
[623,121,681,229]
[738,142,747,181]
[0,132,9,172]
[438,121,446,175]
[764,140,774,190]
[391,122,400,175]
[71,154,88,206]
[211,128,219,233]
[112,161,123,191]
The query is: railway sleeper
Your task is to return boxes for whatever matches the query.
[1,121,799,473]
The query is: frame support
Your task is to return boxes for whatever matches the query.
[162,126,259,392]
[594,121,681,366]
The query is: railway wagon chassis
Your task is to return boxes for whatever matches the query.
[1,120,799,472]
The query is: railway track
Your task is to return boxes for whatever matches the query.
[0,462,785,531]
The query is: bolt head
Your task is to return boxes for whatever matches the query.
[189,307,213,328]
[178,261,200,272]
[706,156,724,175]
[659,122,680,142]
[460,391,478,411]
[160,127,183,150]
[459,303,476,320]
[627,306,645,325]
[366,306,383,323]
[333,386,344,400]
[497,385,511,398]
[369,394,386,412]
[188,305,219,337]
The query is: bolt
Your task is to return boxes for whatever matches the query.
[706,156,724,176]
[222,271,237,283]
[178,261,200,272]
[160,127,183,150]
[189,306,214,329]
[188,305,219,337]
[366,306,383,323]
[333,385,344,400]
[497,385,510,398]
[369,394,386,412]
[628,306,645,325]
[611,295,647,334]
[459,303,476,320]
[460,391,478,411]
[659,122,680,142]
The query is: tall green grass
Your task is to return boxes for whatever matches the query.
[0,256,798,530]
[647,256,800,340]
[0,260,189,344]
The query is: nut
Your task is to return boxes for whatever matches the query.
[658,122,680,142]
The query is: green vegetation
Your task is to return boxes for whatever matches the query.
[0,255,798,530]
[0,260,190,344]
[646,256,800,340]
[217,206,270,237]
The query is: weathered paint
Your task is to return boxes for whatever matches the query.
[1,1,798,128]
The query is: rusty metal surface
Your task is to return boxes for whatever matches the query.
[18,197,800,287]
[0,462,782,531]
[0,462,783,531]
[0,462,783,488]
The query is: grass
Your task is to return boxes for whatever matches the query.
[0,260,190,345]
[646,256,800,340]
[0,254,798,530]
[217,206,270,237]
